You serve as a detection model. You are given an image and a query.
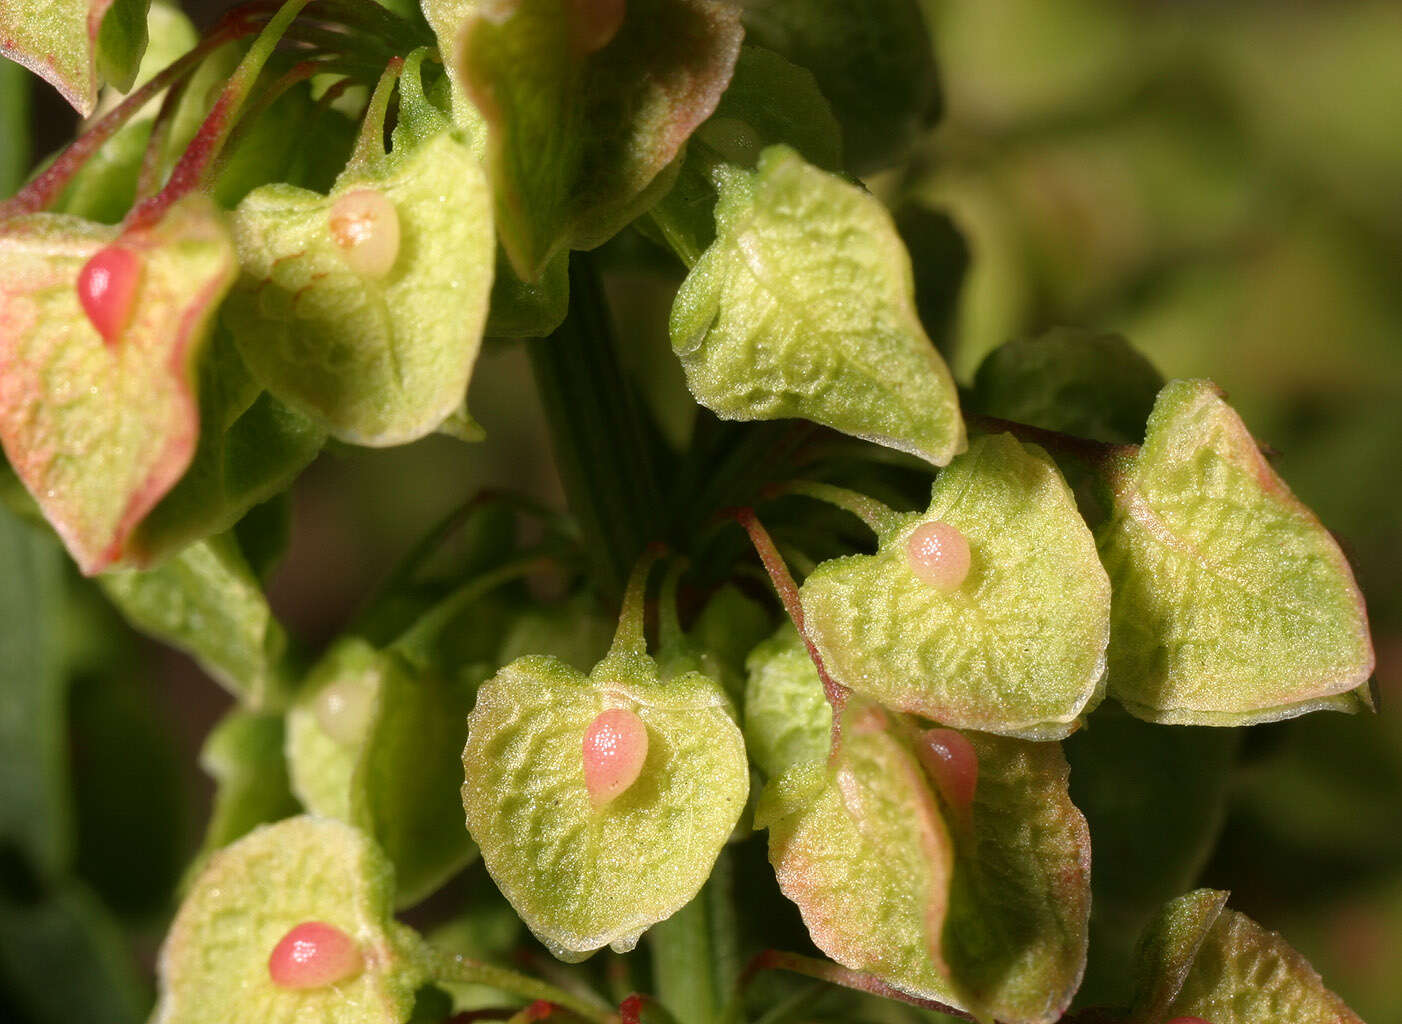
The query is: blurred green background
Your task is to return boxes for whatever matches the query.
[2,0,1400,1021]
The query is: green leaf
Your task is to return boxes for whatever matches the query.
[1065,708,1239,1007]
[99,532,291,708]
[443,0,744,280]
[93,0,150,95]
[125,329,324,564]
[0,195,237,574]
[757,705,1091,1024]
[1097,379,1375,725]
[461,652,749,961]
[286,638,480,907]
[0,0,149,117]
[153,816,428,1024]
[195,709,298,866]
[0,505,68,877]
[740,0,940,173]
[670,145,965,466]
[1129,890,1364,1024]
[225,101,494,445]
[743,623,831,779]
[0,60,31,194]
[970,328,1165,445]
[799,434,1111,739]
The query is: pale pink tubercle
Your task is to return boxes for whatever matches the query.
[328,189,400,279]
[267,921,365,989]
[905,521,971,592]
[77,244,142,345]
[916,728,978,824]
[567,0,627,54]
[583,707,649,807]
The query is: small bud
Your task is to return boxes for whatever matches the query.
[267,921,364,989]
[328,189,400,278]
[583,707,648,807]
[313,673,377,749]
[916,728,978,823]
[905,520,971,592]
[77,245,142,344]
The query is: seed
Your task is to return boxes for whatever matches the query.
[267,921,363,989]
[328,189,400,279]
[905,520,971,592]
[77,245,142,345]
[583,707,648,807]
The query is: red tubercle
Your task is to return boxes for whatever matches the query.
[77,246,143,345]
[583,708,649,807]
[267,921,364,989]
[619,994,644,1024]
[916,728,978,826]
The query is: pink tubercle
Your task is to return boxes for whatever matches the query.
[905,521,971,592]
[916,728,978,822]
[267,921,364,989]
[567,0,627,54]
[328,189,401,278]
[77,245,142,345]
[583,707,648,807]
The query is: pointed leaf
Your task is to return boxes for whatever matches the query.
[0,195,237,573]
[194,709,298,867]
[740,0,940,173]
[225,85,494,445]
[154,816,428,1024]
[287,638,480,907]
[461,653,749,960]
[1130,890,1364,1024]
[0,0,148,117]
[800,433,1111,738]
[1097,379,1375,725]
[670,145,965,465]
[758,707,1092,1024]
[970,328,1164,445]
[743,622,831,778]
[100,532,290,708]
[443,0,744,280]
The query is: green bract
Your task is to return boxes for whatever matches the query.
[800,433,1111,739]
[1097,379,1375,725]
[192,710,297,871]
[154,816,427,1024]
[1128,890,1363,1023]
[224,61,494,446]
[461,651,749,961]
[756,703,1091,1023]
[971,327,1164,444]
[0,195,236,573]
[286,637,479,907]
[743,623,831,778]
[0,0,149,117]
[442,0,743,281]
[100,533,289,708]
[670,145,965,466]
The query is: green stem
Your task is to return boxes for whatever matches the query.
[527,255,666,599]
[425,951,615,1024]
[603,546,665,661]
[763,481,900,536]
[649,847,739,1024]
[346,56,404,170]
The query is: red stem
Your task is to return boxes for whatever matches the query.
[619,996,643,1024]
[728,509,849,738]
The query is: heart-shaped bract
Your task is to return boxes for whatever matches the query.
[153,816,427,1024]
[1097,379,1374,725]
[0,195,236,573]
[462,652,748,961]
[799,433,1111,739]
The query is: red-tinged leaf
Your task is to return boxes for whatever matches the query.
[0,195,236,573]
[0,0,149,118]
[435,0,743,280]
